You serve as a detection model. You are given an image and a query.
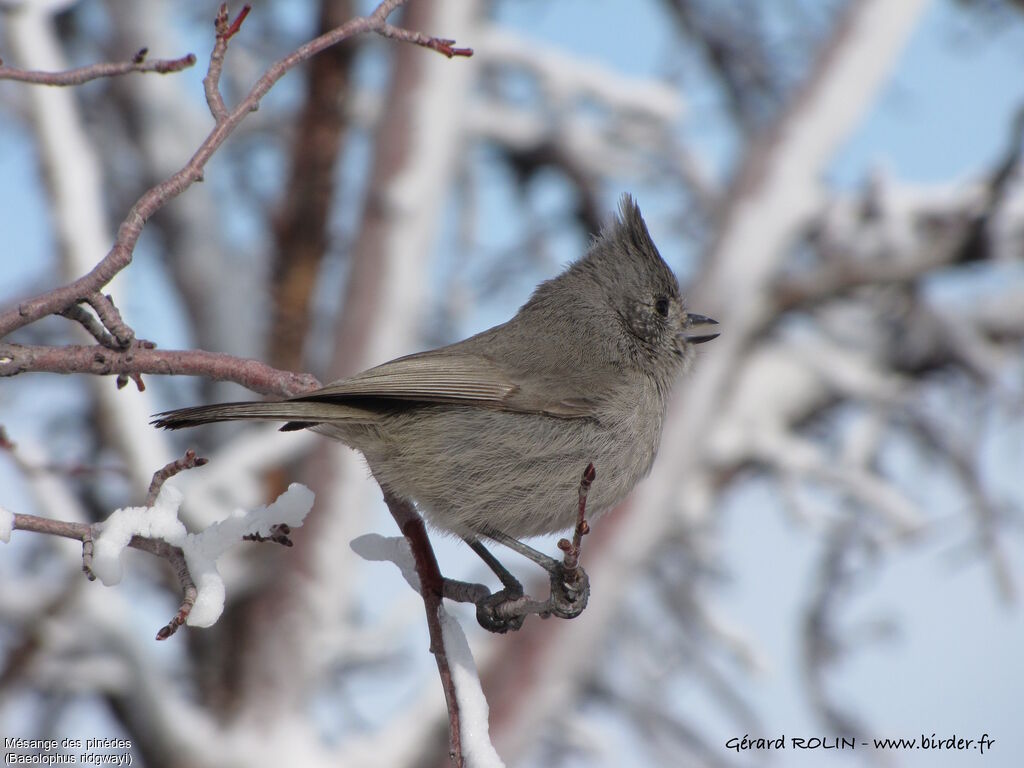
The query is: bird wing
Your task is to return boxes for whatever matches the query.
[292,349,598,418]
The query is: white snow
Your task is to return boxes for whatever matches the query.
[349,533,419,592]
[91,483,314,627]
[92,486,188,585]
[438,607,505,768]
[0,506,13,543]
[352,532,505,766]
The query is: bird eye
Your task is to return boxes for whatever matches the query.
[655,296,670,317]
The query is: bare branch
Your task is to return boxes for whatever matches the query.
[83,292,135,347]
[557,462,595,573]
[0,52,196,86]
[59,304,119,348]
[0,0,470,340]
[0,342,321,398]
[377,23,474,58]
[9,513,92,542]
[131,535,198,641]
[153,546,197,641]
[203,4,252,122]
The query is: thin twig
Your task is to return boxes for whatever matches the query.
[82,528,95,581]
[222,4,252,40]
[558,463,594,575]
[9,514,93,542]
[146,449,208,505]
[151,540,197,641]
[0,0,469,340]
[377,23,474,58]
[204,4,252,122]
[83,293,134,347]
[0,52,196,86]
[59,304,119,348]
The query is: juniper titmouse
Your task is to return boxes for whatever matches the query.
[154,196,718,540]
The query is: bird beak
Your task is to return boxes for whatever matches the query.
[682,313,719,344]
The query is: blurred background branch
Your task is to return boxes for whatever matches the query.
[1,0,1022,766]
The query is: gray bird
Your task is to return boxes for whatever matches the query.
[154,195,718,626]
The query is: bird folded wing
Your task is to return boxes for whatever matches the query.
[293,351,596,418]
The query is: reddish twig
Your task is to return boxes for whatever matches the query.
[377,23,473,58]
[204,4,253,122]
[58,293,150,390]
[557,463,595,574]
[0,342,321,398]
[0,52,196,86]
[380,485,464,767]
[152,541,197,641]
[146,449,208,506]
[115,369,147,392]
[222,4,252,40]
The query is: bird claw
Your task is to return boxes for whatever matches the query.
[476,587,526,634]
[545,562,590,619]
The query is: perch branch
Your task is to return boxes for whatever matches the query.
[380,486,464,768]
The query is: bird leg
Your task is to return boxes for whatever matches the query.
[462,538,527,633]
[465,463,595,632]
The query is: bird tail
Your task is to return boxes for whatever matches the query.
[151,400,358,431]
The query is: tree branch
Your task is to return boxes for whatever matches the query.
[0,51,196,86]
[380,486,464,768]
[0,342,321,398]
[203,3,252,123]
[0,0,471,341]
